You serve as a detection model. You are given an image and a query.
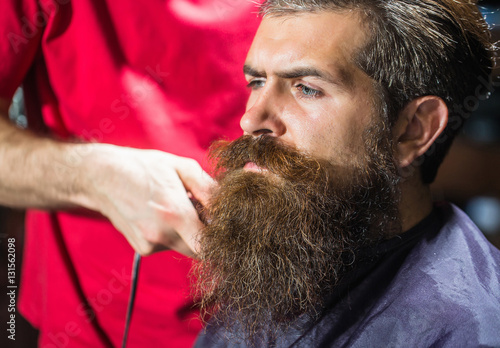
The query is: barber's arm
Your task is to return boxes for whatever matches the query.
[0,98,209,256]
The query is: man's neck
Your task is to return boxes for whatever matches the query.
[398,174,433,233]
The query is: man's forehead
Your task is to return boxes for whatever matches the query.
[245,11,369,89]
[251,11,367,54]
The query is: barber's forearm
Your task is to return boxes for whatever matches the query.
[0,108,92,210]
[0,100,209,255]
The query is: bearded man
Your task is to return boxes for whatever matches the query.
[192,0,500,347]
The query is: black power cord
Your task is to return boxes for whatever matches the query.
[121,252,142,348]
[120,198,202,347]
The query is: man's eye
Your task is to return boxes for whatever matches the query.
[247,79,265,90]
[296,84,322,98]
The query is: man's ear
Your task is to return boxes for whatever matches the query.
[393,96,448,168]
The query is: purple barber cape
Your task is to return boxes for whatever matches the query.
[195,203,500,347]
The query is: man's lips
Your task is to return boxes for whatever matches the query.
[243,162,268,174]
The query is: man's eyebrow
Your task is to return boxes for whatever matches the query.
[243,64,355,90]
[243,65,266,78]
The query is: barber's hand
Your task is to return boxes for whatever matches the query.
[80,144,213,256]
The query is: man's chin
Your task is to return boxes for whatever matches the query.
[194,134,401,342]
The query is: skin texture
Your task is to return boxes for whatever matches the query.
[242,12,449,232]
[0,98,209,255]
[242,12,374,166]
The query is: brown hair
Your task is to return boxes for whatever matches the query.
[260,0,494,183]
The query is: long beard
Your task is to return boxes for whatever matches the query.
[193,126,401,343]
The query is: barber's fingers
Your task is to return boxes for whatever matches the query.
[105,215,166,256]
[174,157,216,208]
[148,195,202,256]
[165,215,204,257]
[127,154,207,256]
[112,209,198,257]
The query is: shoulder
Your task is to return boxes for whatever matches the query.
[357,203,500,346]
[408,203,500,303]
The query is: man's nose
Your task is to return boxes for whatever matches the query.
[240,90,286,137]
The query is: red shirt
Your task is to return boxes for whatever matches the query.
[0,0,260,347]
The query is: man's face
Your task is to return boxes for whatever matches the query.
[194,11,400,344]
[242,11,377,166]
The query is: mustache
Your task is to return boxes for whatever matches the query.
[209,135,341,187]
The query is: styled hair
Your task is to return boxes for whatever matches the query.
[260,0,494,183]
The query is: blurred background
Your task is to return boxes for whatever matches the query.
[430,0,500,247]
[1,0,499,346]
